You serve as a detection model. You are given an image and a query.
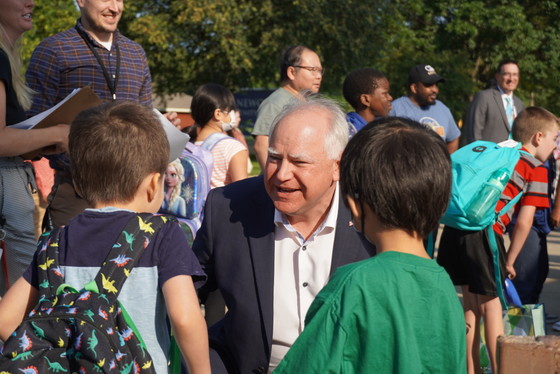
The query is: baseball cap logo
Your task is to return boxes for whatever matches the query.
[425,65,437,76]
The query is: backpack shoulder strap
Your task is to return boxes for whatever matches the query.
[183,141,199,154]
[200,132,230,151]
[37,227,66,299]
[496,191,523,218]
[486,225,508,310]
[91,213,168,302]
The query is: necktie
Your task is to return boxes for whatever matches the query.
[505,97,514,128]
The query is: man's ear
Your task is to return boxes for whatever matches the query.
[332,159,341,182]
[147,172,162,202]
[410,83,418,95]
[286,66,297,81]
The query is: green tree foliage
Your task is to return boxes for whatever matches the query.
[119,0,392,94]
[119,0,273,94]
[21,0,560,117]
[21,0,78,65]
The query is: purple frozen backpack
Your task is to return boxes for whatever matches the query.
[159,133,229,233]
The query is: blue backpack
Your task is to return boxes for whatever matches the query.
[439,140,528,309]
[441,140,525,231]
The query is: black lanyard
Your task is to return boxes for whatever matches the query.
[75,26,121,100]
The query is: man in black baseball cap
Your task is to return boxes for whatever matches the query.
[408,64,446,87]
[389,63,461,153]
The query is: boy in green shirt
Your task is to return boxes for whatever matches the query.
[275,117,466,373]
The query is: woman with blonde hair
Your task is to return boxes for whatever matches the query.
[0,0,69,294]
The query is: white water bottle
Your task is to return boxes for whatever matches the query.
[465,168,509,222]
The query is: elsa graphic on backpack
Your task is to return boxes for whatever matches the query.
[161,159,187,217]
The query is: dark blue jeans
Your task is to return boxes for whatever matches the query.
[511,227,549,304]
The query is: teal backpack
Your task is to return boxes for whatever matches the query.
[441,140,525,231]
[438,140,528,309]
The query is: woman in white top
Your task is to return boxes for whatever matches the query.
[187,83,248,188]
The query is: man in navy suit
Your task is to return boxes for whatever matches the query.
[464,60,526,144]
[193,96,375,374]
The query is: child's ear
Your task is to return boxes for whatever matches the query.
[359,94,371,108]
[72,180,83,198]
[146,172,162,202]
[213,108,222,121]
[532,131,544,146]
[346,195,362,221]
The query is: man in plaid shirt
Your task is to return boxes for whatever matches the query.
[26,0,155,228]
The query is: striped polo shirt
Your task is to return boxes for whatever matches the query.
[494,150,550,235]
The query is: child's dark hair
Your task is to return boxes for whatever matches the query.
[342,68,387,111]
[340,117,451,239]
[69,101,169,205]
[512,106,560,144]
[187,83,236,141]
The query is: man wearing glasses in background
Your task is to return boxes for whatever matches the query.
[252,45,323,170]
[464,59,525,144]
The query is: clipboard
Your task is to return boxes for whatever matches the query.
[33,86,102,129]
[12,86,102,130]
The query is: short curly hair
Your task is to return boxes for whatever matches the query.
[342,68,387,111]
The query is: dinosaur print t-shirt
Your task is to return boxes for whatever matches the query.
[24,209,206,374]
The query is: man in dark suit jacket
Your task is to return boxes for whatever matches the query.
[464,60,525,144]
[193,97,375,374]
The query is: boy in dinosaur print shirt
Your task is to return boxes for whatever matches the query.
[0,102,210,374]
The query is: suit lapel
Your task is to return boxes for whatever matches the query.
[247,183,276,351]
[513,96,524,114]
[330,194,368,276]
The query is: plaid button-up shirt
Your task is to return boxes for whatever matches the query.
[26,19,153,171]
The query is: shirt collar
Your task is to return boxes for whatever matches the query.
[273,182,339,240]
[346,112,367,131]
[76,18,120,47]
[86,206,135,213]
[497,85,512,98]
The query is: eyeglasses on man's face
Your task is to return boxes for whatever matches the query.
[293,65,325,75]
